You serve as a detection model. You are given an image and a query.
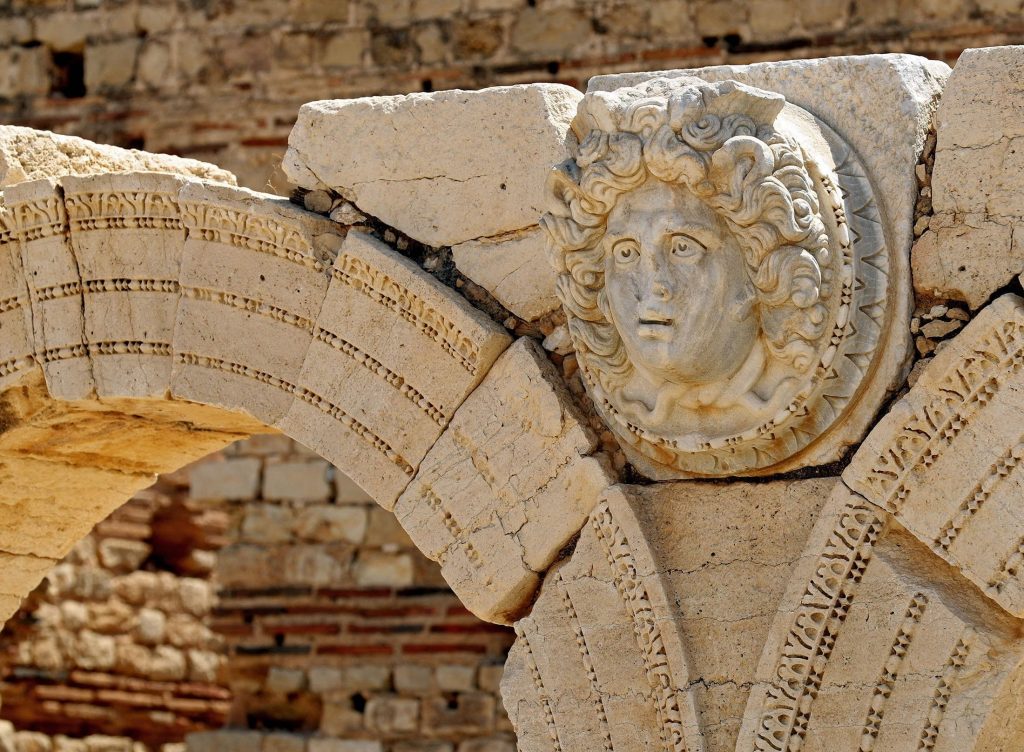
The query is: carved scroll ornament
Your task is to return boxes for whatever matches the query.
[543,78,905,478]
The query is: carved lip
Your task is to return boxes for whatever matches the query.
[637,313,674,326]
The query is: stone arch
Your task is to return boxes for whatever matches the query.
[0,169,611,634]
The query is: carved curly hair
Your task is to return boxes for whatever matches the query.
[542,78,831,400]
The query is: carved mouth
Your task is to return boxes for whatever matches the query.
[638,315,673,326]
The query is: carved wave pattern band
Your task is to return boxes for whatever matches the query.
[754,503,884,752]
[857,319,1024,512]
[8,194,66,242]
[181,201,331,273]
[591,500,688,752]
[66,190,183,232]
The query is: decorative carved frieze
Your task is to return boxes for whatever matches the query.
[845,293,1024,618]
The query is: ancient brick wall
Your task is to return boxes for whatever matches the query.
[0,473,227,751]
[0,435,515,752]
[0,0,1022,190]
[192,436,515,752]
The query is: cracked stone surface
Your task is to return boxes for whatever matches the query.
[914,45,1024,308]
[845,293,1024,618]
[740,481,1024,752]
[282,84,582,248]
[393,337,612,625]
[626,478,833,752]
[503,479,832,752]
[451,226,559,321]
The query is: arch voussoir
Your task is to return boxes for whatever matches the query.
[273,226,512,506]
[0,159,610,635]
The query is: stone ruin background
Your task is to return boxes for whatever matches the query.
[3,3,1024,752]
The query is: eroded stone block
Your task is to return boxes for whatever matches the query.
[5,178,93,400]
[280,229,510,507]
[914,45,1024,307]
[451,227,558,321]
[0,125,236,188]
[172,181,344,428]
[503,485,700,752]
[394,337,610,624]
[63,172,188,399]
[284,84,581,248]
[0,200,35,392]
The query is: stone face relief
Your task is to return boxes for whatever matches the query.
[544,77,904,478]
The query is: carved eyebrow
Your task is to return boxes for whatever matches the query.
[664,227,715,248]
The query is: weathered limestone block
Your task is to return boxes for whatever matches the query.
[284,84,580,247]
[64,172,187,398]
[450,228,558,321]
[845,293,1024,617]
[393,337,609,623]
[740,483,1024,752]
[503,479,833,752]
[0,125,236,188]
[0,594,19,629]
[172,181,345,429]
[280,228,511,507]
[545,70,922,479]
[284,84,581,319]
[0,551,57,598]
[5,178,91,399]
[914,46,1024,307]
[0,455,153,559]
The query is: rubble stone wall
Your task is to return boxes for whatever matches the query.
[1,0,1023,189]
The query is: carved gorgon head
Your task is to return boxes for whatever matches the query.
[543,78,838,475]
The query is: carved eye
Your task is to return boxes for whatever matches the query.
[613,240,639,263]
[670,235,705,260]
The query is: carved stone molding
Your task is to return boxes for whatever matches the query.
[846,293,1024,618]
[740,483,1024,752]
[544,77,911,478]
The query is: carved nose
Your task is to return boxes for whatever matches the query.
[652,278,671,299]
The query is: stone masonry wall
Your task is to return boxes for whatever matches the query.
[190,436,515,752]
[0,472,227,751]
[1,0,1023,190]
[0,435,515,752]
